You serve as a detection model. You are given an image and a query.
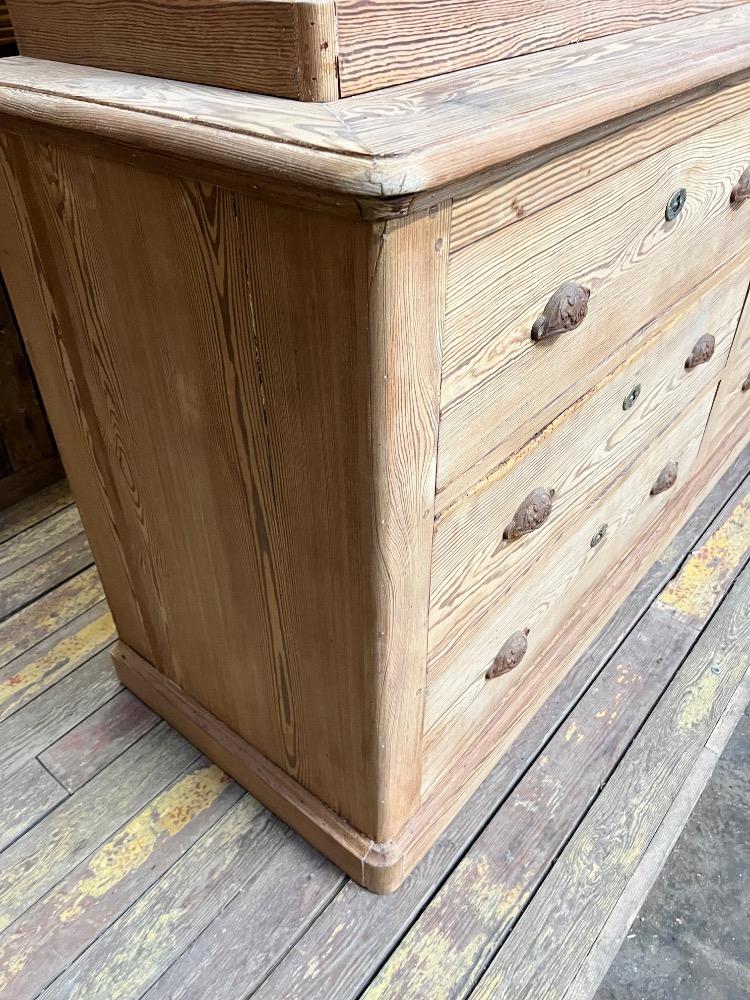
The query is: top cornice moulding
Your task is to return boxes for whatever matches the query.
[0,7,749,206]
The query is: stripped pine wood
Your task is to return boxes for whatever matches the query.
[0,564,104,668]
[0,502,81,580]
[449,76,750,251]
[428,270,743,718]
[0,127,448,845]
[334,0,745,96]
[0,477,71,545]
[0,647,120,777]
[8,0,339,101]
[469,560,750,1000]
[0,759,65,853]
[0,759,241,1000]
[248,450,750,1000]
[0,600,114,720]
[0,723,200,933]
[438,117,750,503]
[424,383,716,787]
[38,799,288,1000]
[39,689,157,792]
[0,530,92,620]
[0,11,748,203]
[366,488,750,999]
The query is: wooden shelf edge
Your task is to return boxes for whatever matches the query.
[0,7,749,204]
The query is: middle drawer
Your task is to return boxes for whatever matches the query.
[426,262,747,732]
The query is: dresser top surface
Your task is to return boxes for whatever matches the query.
[1,6,749,205]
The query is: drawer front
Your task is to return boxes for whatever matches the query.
[702,279,750,456]
[438,104,750,509]
[424,378,717,791]
[425,263,747,743]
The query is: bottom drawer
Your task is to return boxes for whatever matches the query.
[422,381,717,792]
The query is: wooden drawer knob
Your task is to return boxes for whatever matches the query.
[685,334,715,370]
[503,487,555,540]
[531,283,590,341]
[731,167,750,204]
[487,628,530,680]
[651,461,678,496]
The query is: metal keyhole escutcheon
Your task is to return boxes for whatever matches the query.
[591,524,608,548]
[665,188,687,221]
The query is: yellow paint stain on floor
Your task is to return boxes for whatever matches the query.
[659,494,750,623]
[0,611,115,717]
[677,671,720,732]
[0,767,230,992]
[58,765,229,923]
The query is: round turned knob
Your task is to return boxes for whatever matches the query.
[503,487,556,541]
[486,628,530,680]
[685,334,715,370]
[665,187,687,221]
[531,283,590,341]
[651,460,678,496]
[742,373,750,392]
[731,167,750,205]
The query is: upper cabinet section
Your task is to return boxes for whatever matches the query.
[6,0,749,101]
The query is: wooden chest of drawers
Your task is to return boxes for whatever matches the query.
[0,4,749,892]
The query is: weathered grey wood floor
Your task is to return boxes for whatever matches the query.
[1,450,750,1000]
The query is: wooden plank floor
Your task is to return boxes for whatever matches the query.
[1,452,750,1000]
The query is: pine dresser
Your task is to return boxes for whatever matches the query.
[1,1,749,892]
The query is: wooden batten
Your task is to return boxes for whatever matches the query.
[7,0,340,101]
[0,8,749,212]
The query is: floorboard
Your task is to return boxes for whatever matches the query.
[0,455,746,1000]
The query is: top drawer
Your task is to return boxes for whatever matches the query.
[438,104,750,510]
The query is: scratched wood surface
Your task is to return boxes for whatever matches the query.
[0,458,748,998]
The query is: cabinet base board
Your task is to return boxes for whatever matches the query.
[112,641,406,893]
[113,429,747,894]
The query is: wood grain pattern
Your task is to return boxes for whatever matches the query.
[0,759,65,853]
[37,796,285,1000]
[0,600,114,722]
[0,477,71,545]
[470,560,750,1000]
[141,841,342,1000]
[438,108,750,505]
[369,481,750,1000]
[0,722,199,934]
[427,267,745,731]
[39,688,158,792]
[0,758,241,1000]
[0,501,81,580]
[0,647,120,779]
[7,0,339,101]
[0,9,750,203]
[249,447,750,1000]
[0,132,448,844]
[365,605,698,1000]
[0,530,92,621]
[335,0,746,96]
[424,382,717,792]
[0,564,103,667]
